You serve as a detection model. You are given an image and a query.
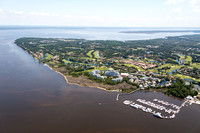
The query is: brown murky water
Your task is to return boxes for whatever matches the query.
[0,28,200,133]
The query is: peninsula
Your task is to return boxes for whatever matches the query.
[15,35,200,99]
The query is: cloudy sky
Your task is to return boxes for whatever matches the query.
[0,0,200,27]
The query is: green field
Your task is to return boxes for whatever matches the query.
[80,57,93,60]
[86,50,94,58]
[178,55,192,63]
[158,64,181,71]
[132,47,147,51]
[179,55,185,60]
[122,64,145,71]
[174,74,200,82]
[185,56,192,62]
[148,63,182,74]
[190,63,200,69]
[46,53,53,60]
[84,66,112,72]
[93,51,100,59]
[63,59,73,64]
[65,47,82,50]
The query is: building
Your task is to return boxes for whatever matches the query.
[121,73,129,77]
[112,76,123,82]
[193,84,200,92]
[105,70,120,77]
[90,70,100,75]
[90,70,106,79]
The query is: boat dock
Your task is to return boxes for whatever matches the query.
[123,98,190,119]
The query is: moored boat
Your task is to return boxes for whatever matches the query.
[153,112,162,118]
[130,103,138,109]
[123,100,132,105]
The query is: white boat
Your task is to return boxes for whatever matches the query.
[143,108,148,112]
[130,103,138,109]
[153,112,162,118]
[123,100,132,105]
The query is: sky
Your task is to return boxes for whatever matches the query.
[0,0,200,27]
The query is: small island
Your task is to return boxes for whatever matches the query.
[15,35,200,99]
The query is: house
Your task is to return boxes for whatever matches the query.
[140,77,149,81]
[193,84,200,92]
[129,78,134,83]
[121,73,129,77]
[185,81,190,86]
[139,84,144,89]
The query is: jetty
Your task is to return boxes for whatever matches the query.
[116,88,140,101]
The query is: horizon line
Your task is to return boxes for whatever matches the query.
[0,25,200,28]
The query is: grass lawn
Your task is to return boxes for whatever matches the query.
[93,50,100,59]
[84,66,112,72]
[168,58,176,62]
[63,59,73,64]
[80,57,93,60]
[148,63,182,74]
[190,63,200,69]
[49,61,55,65]
[179,55,185,60]
[86,50,94,58]
[168,65,182,72]
[123,64,145,71]
[65,47,82,50]
[178,55,192,63]
[148,59,155,61]
[174,74,200,82]
[46,53,53,60]
[185,56,192,62]
[157,64,181,71]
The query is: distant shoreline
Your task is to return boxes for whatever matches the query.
[120,30,200,34]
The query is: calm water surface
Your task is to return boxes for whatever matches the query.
[0,27,200,133]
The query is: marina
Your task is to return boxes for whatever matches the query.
[123,98,191,119]
[1,27,200,133]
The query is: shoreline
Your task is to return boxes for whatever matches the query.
[44,64,120,92]
[43,64,200,105]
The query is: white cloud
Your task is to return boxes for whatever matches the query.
[193,8,200,12]
[0,9,3,14]
[190,0,200,6]
[0,8,199,27]
[63,15,73,18]
[165,15,172,20]
[166,0,184,4]
[28,12,58,17]
[13,11,24,15]
[176,17,184,20]
[171,8,182,13]
[190,0,200,13]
